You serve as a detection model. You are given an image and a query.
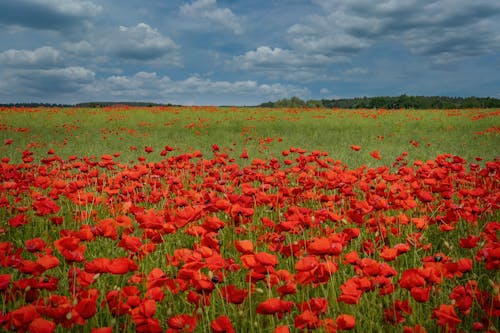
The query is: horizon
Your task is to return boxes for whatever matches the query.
[1,1,499,105]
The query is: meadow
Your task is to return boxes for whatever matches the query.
[0,106,499,332]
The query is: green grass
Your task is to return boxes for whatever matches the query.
[0,106,498,333]
[1,107,498,167]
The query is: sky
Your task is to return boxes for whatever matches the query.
[0,0,499,106]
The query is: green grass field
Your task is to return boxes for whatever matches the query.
[1,106,498,167]
[0,106,499,333]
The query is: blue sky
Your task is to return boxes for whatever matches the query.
[0,0,499,105]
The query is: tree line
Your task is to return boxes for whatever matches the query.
[258,95,500,109]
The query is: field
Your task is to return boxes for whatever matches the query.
[0,106,499,332]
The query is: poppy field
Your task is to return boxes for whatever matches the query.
[0,106,499,333]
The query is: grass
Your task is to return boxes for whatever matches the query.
[0,106,499,333]
[1,107,498,167]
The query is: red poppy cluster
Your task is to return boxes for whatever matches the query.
[0,111,499,332]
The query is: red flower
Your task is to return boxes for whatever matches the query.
[167,314,197,332]
[28,317,56,333]
[9,214,29,227]
[431,304,461,331]
[294,310,320,330]
[410,286,431,303]
[369,150,381,160]
[211,315,234,333]
[350,145,361,151]
[0,274,11,290]
[256,298,294,316]
[336,314,356,330]
[221,285,247,304]
[240,148,249,159]
[307,238,343,256]
[92,328,113,333]
[234,240,254,254]
[274,326,290,333]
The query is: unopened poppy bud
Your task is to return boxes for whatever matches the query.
[93,273,100,280]
[25,286,31,292]
[207,270,214,280]
[196,308,203,316]
[443,241,452,249]
[66,311,72,320]
[255,288,264,294]
[238,310,244,317]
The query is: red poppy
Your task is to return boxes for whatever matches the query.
[28,317,56,333]
[221,285,248,304]
[380,247,398,261]
[234,240,254,254]
[294,310,320,330]
[307,238,343,256]
[431,304,461,331]
[336,314,356,330]
[0,274,11,290]
[256,298,294,316]
[350,145,361,151]
[167,314,197,332]
[211,315,234,333]
[369,150,381,160]
[9,214,29,227]
[91,328,113,333]
[274,326,290,333]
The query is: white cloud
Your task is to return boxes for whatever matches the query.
[85,72,309,105]
[232,46,347,82]
[112,23,179,61]
[33,0,102,17]
[62,40,94,56]
[343,67,369,76]
[0,46,61,67]
[290,0,500,64]
[0,0,102,32]
[180,0,243,34]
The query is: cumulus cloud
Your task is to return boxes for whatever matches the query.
[0,46,61,67]
[0,0,102,31]
[232,46,347,81]
[84,72,309,105]
[290,0,500,63]
[0,66,95,102]
[180,0,243,34]
[111,23,179,61]
[62,40,94,56]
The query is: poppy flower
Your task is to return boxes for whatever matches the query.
[431,304,461,331]
[370,150,381,160]
[294,310,320,330]
[91,328,113,333]
[350,145,361,151]
[167,314,197,332]
[234,240,254,254]
[9,214,29,228]
[240,148,249,159]
[28,317,56,333]
[221,285,247,304]
[211,315,234,333]
[336,314,356,330]
[256,298,294,316]
[274,326,290,333]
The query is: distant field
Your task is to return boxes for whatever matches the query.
[0,106,498,333]
[1,106,499,166]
